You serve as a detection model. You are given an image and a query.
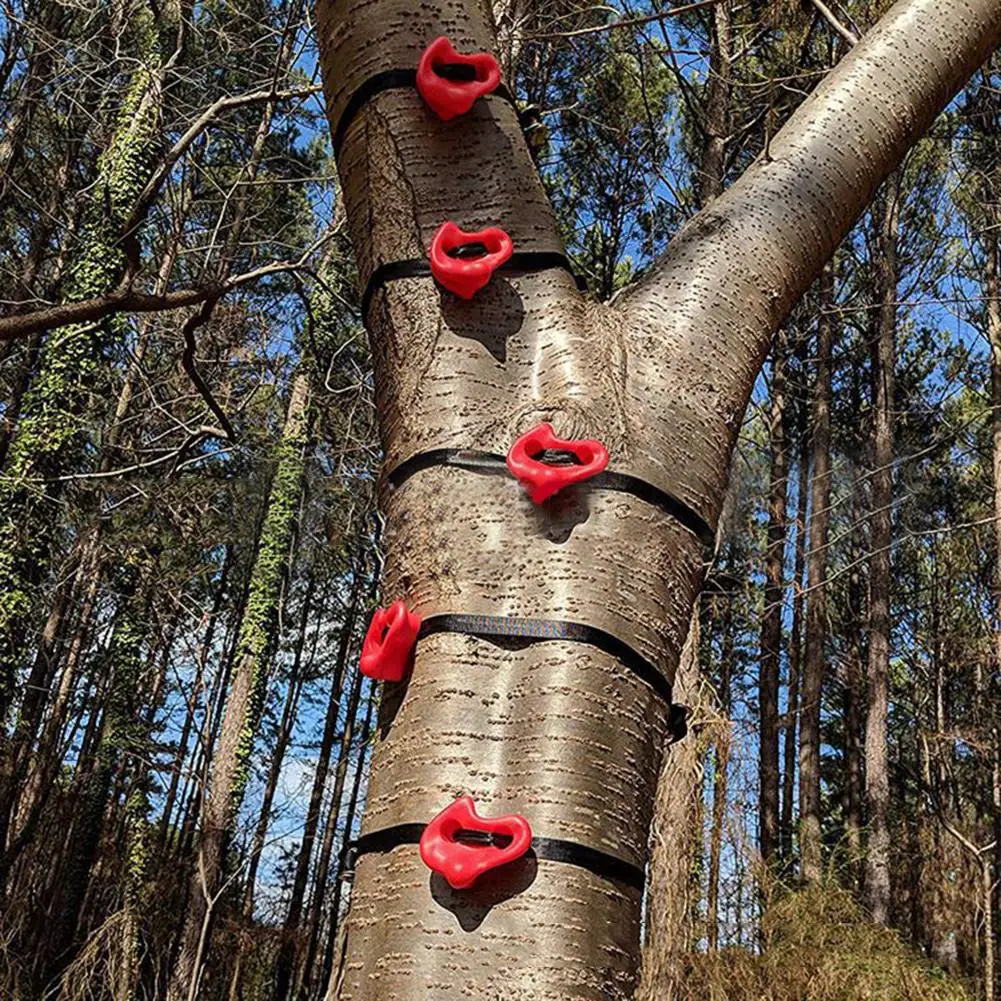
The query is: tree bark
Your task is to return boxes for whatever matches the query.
[759,338,789,863]
[782,395,809,862]
[864,174,900,925]
[271,564,364,1001]
[167,370,311,1001]
[314,1,1001,996]
[799,263,834,884]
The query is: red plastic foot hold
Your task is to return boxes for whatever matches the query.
[419,795,532,890]
[416,36,501,120]
[429,221,513,299]
[506,422,610,504]
[359,601,421,682]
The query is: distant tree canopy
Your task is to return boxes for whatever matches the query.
[0,2,999,1001]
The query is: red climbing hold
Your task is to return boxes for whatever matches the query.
[419,795,532,890]
[359,600,421,682]
[416,36,501,120]
[506,422,610,504]
[429,220,513,299]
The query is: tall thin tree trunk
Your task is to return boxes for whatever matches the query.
[160,548,232,848]
[707,596,734,951]
[759,339,789,863]
[317,692,376,1001]
[272,565,365,1001]
[799,263,835,884]
[782,403,809,862]
[168,371,312,1001]
[864,177,900,925]
[305,670,370,1001]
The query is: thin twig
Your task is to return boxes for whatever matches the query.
[527,0,722,40]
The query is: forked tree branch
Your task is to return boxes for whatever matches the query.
[621,0,1001,518]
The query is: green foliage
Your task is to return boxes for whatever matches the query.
[0,5,164,708]
[227,373,311,817]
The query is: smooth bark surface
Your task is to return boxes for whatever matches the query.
[315,0,1001,996]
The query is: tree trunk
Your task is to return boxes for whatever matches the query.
[167,370,312,1001]
[160,547,232,848]
[272,564,365,1001]
[297,641,372,1001]
[317,692,376,1001]
[799,263,835,884]
[0,2,167,723]
[782,400,809,862]
[864,175,900,925]
[707,596,734,952]
[241,575,316,914]
[314,1,1001,996]
[759,338,789,863]
[984,89,1001,1001]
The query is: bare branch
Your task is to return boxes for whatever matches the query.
[127,84,322,230]
[809,0,858,47]
[0,255,314,342]
[527,0,722,40]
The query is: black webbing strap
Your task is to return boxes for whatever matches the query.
[345,823,645,892]
[360,251,587,319]
[333,65,516,156]
[386,447,717,553]
[419,612,674,707]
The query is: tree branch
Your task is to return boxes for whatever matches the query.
[809,0,858,47]
[527,0,722,40]
[619,0,1001,523]
[0,256,310,341]
[127,84,322,230]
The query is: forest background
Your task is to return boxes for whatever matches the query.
[1,1,999,1000]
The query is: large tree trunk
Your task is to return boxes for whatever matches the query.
[799,263,835,884]
[167,371,311,1001]
[864,175,900,925]
[314,1,1001,997]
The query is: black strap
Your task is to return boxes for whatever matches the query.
[345,823,645,892]
[360,251,587,319]
[333,66,516,156]
[419,612,674,708]
[386,447,716,553]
